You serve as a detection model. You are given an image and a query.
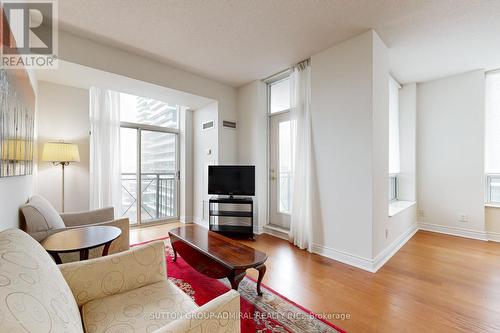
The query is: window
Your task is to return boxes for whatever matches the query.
[485,72,500,204]
[389,174,399,202]
[119,92,180,225]
[120,92,179,128]
[388,76,401,201]
[278,120,292,213]
[270,77,291,114]
[268,74,292,229]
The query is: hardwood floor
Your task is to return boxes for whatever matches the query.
[130,223,500,332]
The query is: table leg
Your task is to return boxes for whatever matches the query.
[80,248,89,261]
[172,246,178,262]
[50,252,62,265]
[256,264,266,296]
[102,241,112,256]
[228,270,246,291]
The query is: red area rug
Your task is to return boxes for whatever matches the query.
[132,237,345,333]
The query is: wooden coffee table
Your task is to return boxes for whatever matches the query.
[41,226,121,264]
[169,225,268,295]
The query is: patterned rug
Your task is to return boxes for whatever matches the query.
[132,237,345,333]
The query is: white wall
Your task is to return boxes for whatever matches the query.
[193,102,219,225]
[417,70,485,233]
[399,83,417,202]
[310,31,376,260]
[36,81,90,212]
[376,82,419,262]
[371,32,391,257]
[485,207,500,241]
[236,80,268,232]
[0,176,35,230]
[58,31,238,165]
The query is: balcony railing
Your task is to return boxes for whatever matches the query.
[121,172,177,223]
[279,171,291,214]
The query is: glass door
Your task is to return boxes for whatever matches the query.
[118,91,180,226]
[120,127,178,225]
[140,130,178,223]
[269,111,292,229]
[120,127,138,224]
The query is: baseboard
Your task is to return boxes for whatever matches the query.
[372,223,418,272]
[262,225,289,240]
[418,222,489,241]
[180,215,193,223]
[193,218,209,228]
[312,244,374,272]
[312,223,418,273]
[254,225,264,235]
[488,231,500,242]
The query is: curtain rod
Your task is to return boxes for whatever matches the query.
[262,68,291,83]
[262,58,311,83]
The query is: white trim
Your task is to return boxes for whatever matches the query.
[120,121,179,134]
[372,224,418,272]
[485,203,500,208]
[488,231,500,242]
[263,225,289,240]
[312,223,418,273]
[388,200,415,217]
[180,215,193,223]
[193,217,209,228]
[418,222,488,241]
[312,244,374,272]
[263,68,291,83]
[254,225,264,235]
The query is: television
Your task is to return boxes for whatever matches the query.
[208,165,255,196]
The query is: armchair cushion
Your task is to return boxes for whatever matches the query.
[0,229,83,332]
[20,195,65,241]
[81,280,197,333]
[155,290,241,333]
[59,240,166,307]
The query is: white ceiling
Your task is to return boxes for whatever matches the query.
[57,0,500,87]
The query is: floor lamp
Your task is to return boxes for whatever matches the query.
[42,142,80,212]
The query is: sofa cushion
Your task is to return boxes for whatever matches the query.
[21,195,65,241]
[0,229,83,332]
[82,280,197,333]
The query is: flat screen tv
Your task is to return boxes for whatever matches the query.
[208,165,255,196]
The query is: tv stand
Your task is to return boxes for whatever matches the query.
[209,196,254,239]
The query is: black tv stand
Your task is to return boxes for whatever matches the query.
[209,196,254,239]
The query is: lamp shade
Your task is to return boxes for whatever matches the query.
[42,142,80,163]
[1,139,32,161]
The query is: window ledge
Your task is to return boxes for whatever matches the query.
[389,200,416,217]
[485,203,500,209]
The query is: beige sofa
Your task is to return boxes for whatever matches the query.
[20,195,129,263]
[0,229,240,332]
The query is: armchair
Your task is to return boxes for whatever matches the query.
[0,229,240,333]
[20,195,129,263]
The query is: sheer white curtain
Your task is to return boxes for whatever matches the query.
[89,87,122,216]
[388,76,400,174]
[289,59,314,252]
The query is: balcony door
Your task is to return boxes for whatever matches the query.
[120,126,178,225]
[269,111,291,229]
[118,92,179,225]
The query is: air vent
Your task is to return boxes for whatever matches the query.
[223,120,237,129]
[202,120,214,130]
